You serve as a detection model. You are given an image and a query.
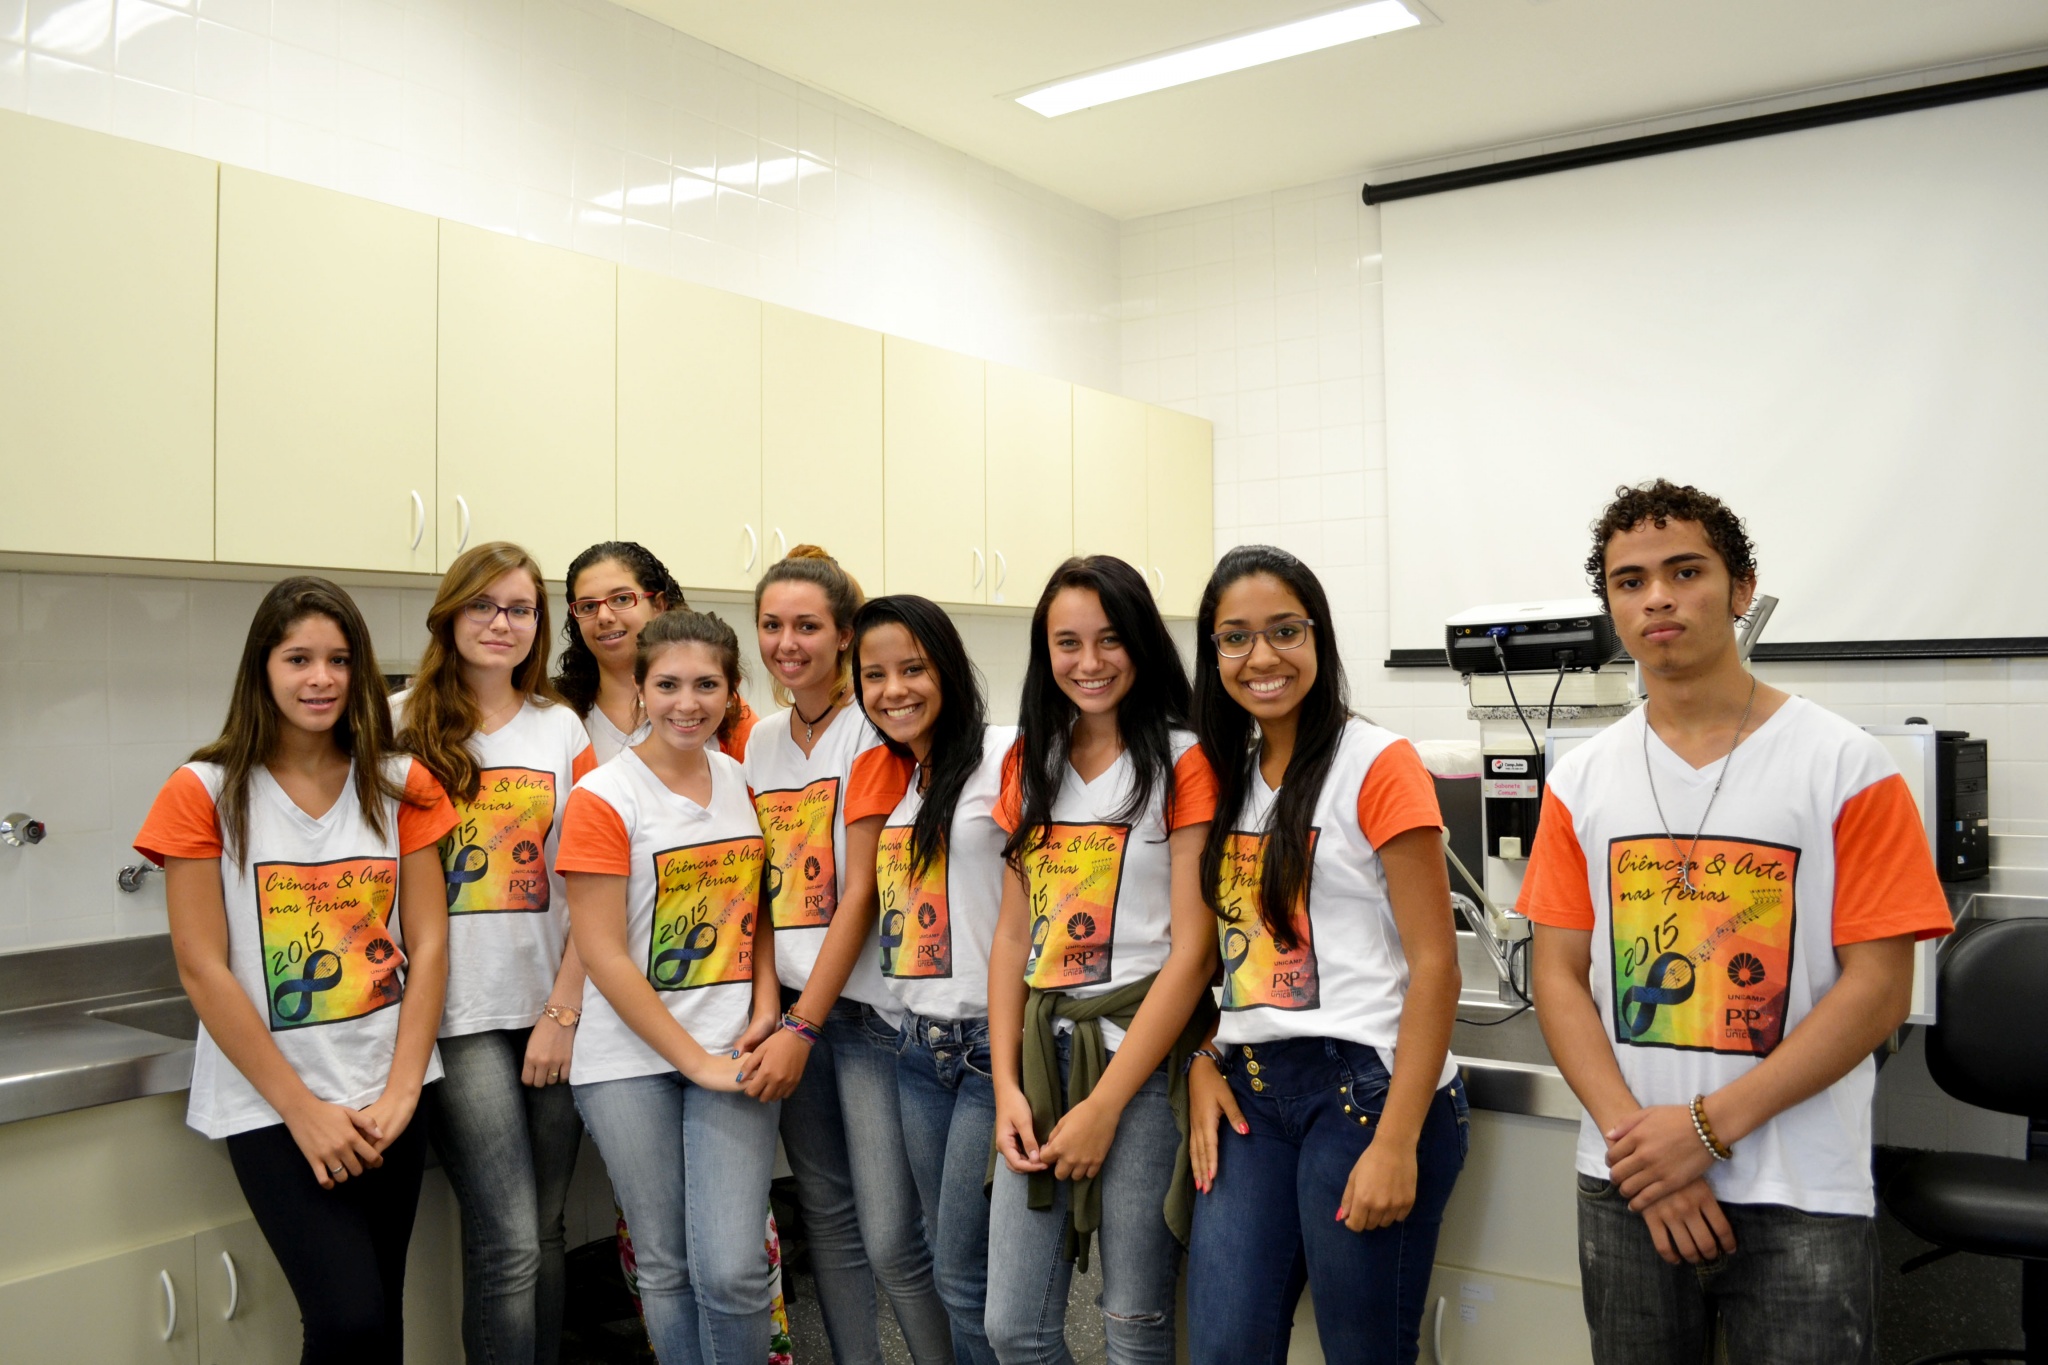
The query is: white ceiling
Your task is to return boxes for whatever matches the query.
[616,0,2048,220]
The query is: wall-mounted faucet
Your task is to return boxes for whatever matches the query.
[1,813,47,848]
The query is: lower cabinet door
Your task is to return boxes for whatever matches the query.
[194,1221,300,1365]
[0,1234,199,1364]
[1420,1264,1592,1365]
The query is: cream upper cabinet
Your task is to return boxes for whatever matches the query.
[438,221,617,579]
[0,112,216,561]
[884,337,985,603]
[1071,386,1150,574]
[761,305,884,592]
[985,364,1072,609]
[216,169,439,573]
[1145,405,1215,618]
[618,270,762,592]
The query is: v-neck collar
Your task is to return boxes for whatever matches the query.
[625,747,716,819]
[1638,695,1801,783]
[257,760,355,830]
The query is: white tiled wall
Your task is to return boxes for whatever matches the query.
[1116,179,2048,835]
[0,0,1120,389]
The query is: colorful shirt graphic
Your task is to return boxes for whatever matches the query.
[877,825,951,980]
[755,779,840,931]
[647,835,765,992]
[1214,828,1321,1012]
[1021,823,1129,989]
[1608,835,1799,1056]
[440,767,556,915]
[257,857,405,1031]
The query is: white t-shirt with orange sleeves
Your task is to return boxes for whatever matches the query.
[846,725,1018,1024]
[1519,696,1952,1216]
[393,692,596,1038]
[1197,719,1458,1087]
[554,748,765,1083]
[134,757,458,1139]
[743,705,900,1025]
[994,728,1219,1053]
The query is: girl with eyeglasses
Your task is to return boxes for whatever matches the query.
[1181,546,1465,1365]
[392,542,596,1365]
[134,577,457,1362]
[845,595,1017,1365]
[558,541,758,764]
[985,555,1219,1365]
[738,547,954,1365]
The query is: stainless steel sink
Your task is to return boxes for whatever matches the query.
[1961,892,2048,921]
[1452,1004,1554,1069]
[87,996,200,1041]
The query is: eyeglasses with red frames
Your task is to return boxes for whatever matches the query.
[567,590,650,619]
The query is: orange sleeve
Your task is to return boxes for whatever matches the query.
[846,745,915,823]
[1169,746,1218,830]
[555,789,633,875]
[571,744,598,784]
[993,739,1024,835]
[397,759,460,854]
[722,696,759,763]
[1831,773,1954,945]
[134,768,223,865]
[1356,740,1443,849]
[1517,789,1597,931]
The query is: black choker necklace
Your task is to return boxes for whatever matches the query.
[793,699,834,744]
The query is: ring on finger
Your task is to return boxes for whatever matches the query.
[328,1163,345,1177]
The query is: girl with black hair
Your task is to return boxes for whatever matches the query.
[557,541,757,764]
[1180,545,1465,1365]
[738,548,954,1365]
[134,577,458,1362]
[984,555,1219,1365]
[844,595,1017,1365]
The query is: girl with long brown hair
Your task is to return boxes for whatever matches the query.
[134,576,457,1362]
[393,542,596,1365]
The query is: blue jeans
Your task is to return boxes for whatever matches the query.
[896,1012,1000,1365]
[985,1032,1182,1365]
[778,993,953,1365]
[572,1072,780,1365]
[1186,1039,1468,1365]
[429,1028,584,1365]
[1576,1173,1879,1365]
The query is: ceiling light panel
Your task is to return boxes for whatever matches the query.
[1016,1,1427,118]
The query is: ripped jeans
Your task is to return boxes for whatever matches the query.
[984,1032,1181,1365]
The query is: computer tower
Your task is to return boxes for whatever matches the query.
[1935,730,1990,882]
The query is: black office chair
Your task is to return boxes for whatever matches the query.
[1883,916,2048,1365]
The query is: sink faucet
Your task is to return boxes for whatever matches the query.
[1443,831,1532,1003]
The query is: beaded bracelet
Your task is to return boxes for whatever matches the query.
[780,1009,823,1047]
[1689,1094,1733,1161]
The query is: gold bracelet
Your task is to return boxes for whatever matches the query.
[1690,1094,1733,1161]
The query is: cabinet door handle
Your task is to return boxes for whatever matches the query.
[159,1268,178,1342]
[742,524,758,572]
[772,527,787,560]
[221,1250,240,1321]
[971,547,985,588]
[1431,1294,1446,1364]
[409,490,425,551]
[994,549,1007,592]
[1150,566,1165,596]
[455,495,472,554]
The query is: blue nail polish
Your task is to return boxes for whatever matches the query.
[730,1049,740,1058]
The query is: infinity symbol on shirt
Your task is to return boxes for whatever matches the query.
[444,844,489,906]
[651,922,718,988]
[272,950,344,1024]
[1618,951,1696,1039]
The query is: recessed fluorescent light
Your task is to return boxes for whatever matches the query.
[1016,0,1424,118]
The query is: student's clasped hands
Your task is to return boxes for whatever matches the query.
[1605,1104,1738,1266]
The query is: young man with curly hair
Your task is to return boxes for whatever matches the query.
[1518,479,1952,1363]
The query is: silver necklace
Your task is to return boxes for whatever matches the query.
[1642,675,1757,894]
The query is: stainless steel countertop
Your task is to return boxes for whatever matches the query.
[1,864,2040,1128]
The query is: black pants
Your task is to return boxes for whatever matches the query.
[226,1111,428,1365]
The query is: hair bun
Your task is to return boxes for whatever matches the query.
[784,543,836,563]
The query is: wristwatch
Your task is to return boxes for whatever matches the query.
[542,1003,582,1028]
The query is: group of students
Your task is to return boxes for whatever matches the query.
[135,477,1951,1365]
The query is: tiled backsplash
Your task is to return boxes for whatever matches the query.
[0,0,1120,391]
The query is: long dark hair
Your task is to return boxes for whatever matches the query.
[1193,545,1350,951]
[754,544,864,710]
[1003,556,1191,866]
[555,541,683,718]
[192,577,412,866]
[398,541,558,804]
[851,595,987,877]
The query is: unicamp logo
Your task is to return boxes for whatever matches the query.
[1726,953,1767,988]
